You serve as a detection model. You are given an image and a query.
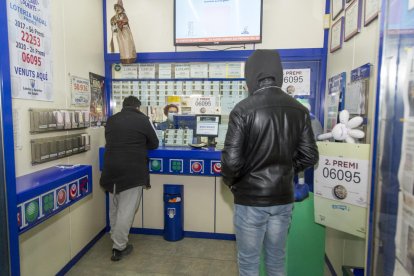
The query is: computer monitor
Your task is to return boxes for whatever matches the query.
[195,115,221,146]
[173,114,196,130]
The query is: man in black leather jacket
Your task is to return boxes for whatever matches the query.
[221,50,319,276]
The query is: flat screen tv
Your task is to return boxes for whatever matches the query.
[174,0,263,46]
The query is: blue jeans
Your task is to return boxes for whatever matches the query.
[234,203,293,276]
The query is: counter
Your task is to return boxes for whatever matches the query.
[16,165,92,234]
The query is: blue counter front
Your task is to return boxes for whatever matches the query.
[16,165,92,234]
[100,146,222,176]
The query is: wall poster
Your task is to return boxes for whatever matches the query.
[89,73,106,126]
[71,75,91,107]
[7,0,53,101]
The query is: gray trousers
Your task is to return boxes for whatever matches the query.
[109,185,143,250]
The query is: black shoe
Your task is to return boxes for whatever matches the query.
[111,244,133,261]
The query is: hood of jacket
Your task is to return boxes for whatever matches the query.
[244,49,283,95]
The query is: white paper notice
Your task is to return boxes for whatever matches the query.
[345,81,366,114]
[158,64,172,79]
[395,193,414,275]
[112,64,138,79]
[71,75,91,107]
[174,64,190,79]
[281,69,311,96]
[139,64,156,79]
[190,64,208,78]
[397,47,414,227]
[186,96,217,114]
[209,63,226,78]
[314,155,370,207]
[227,63,243,78]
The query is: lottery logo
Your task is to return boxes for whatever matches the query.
[42,193,54,214]
[170,159,183,173]
[333,185,347,200]
[212,162,222,174]
[191,162,202,173]
[79,177,88,194]
[69,183,78,199]
[57,188,67,206]
[25,201,39,223]
[151,159,162,171]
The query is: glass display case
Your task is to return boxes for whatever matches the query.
[370,1,414,275]
[109,59,321,148]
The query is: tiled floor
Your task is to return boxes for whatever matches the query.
[66,234,238,276]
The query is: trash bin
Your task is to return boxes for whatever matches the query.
[163,184,184,241]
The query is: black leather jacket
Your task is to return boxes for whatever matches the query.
[221,50,319,206]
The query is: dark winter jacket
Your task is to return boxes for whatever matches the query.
[100,107,159,193]
[221,50,319,206]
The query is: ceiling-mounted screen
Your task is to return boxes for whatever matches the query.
[174,0,263,46]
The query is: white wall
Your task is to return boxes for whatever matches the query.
[14,1,106,275]
[105,0,326,53]
[324,1,381,274]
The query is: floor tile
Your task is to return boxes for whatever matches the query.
[66,234,238,276]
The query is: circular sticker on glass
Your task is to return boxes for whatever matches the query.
[333,185,347,200]
[114,64,121,71]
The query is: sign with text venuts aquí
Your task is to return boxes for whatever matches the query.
[7,0,53,101]
[314,142,370,238]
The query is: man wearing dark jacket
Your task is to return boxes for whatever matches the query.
[221,50,319,276]
[100,96,159,261]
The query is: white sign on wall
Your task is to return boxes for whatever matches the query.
[71,76,91,107]
[315,154,369,207]
[112,64,138,79]
[281,69,311,96]
[314,142,370,238]
[7,0,53,101]
[182,96,218,114]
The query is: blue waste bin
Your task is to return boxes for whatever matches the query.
[163,184,184,241]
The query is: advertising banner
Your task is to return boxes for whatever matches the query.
[7,0,53,101]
